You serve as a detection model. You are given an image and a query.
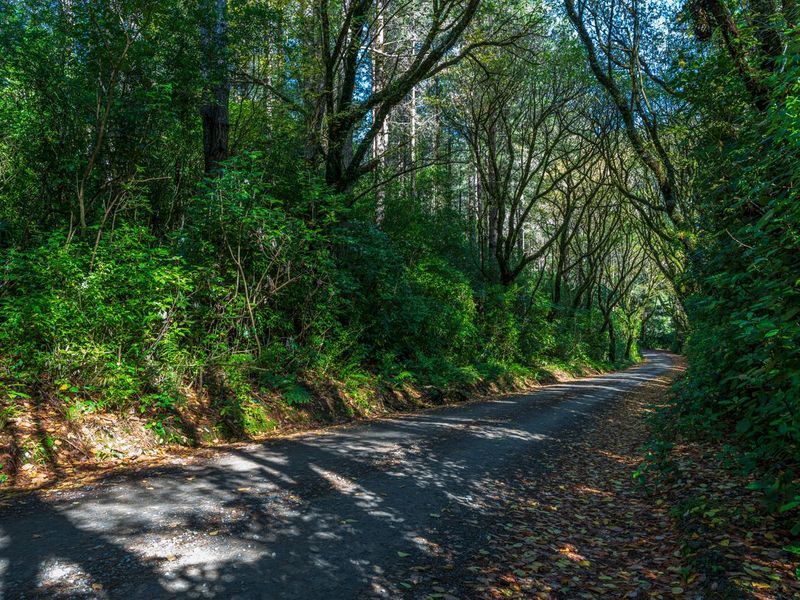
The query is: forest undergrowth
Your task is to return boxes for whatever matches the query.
[0,340,617,492]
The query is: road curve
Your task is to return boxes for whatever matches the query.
[0,352,678,599]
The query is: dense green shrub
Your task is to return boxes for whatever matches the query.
[679,62,800,529]
[477,285,523,364]
[0,226,191,408]
[405,257,477,360]
[183,154,342,372]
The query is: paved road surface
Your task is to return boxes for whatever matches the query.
[0,352,677,599]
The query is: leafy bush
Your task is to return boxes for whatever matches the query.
[0,226,191,409]
[477,285,522,364]
[184,154,341,371]
[679,63,800,530]
[405,257,477,360]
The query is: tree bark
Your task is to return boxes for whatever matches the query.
[608,319,617,363]
[373,1,389,225]
[200,0,230,175]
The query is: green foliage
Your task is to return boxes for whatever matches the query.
[678,53,800,530]
[478,285,523,364]
[0,401,20,431]
[405,257,477,359]
[0,0,201,238]
[239,400,276,436]
[0,226,191,409]
[183,153,341,374]
[0,0,656,452]
[632,438,677,492]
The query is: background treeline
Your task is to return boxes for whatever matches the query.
[0,0,797,524]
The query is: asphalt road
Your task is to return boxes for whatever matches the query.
[0,352,677,599]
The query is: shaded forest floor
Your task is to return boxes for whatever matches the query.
[404,357,800,599]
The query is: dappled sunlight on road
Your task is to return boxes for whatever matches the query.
[0,352,677,598]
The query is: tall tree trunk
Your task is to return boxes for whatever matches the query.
[553,208,573,306]
[413,86,418,195]
[625,333,634,360]
[474,162,484,268]
[373,2,389,225]
[433,82,442,210]
[485,121,500,282]
[468,165,477,245]
[200,0,230,175]
[553,255,565,306]
[488,204,498,256]
[608,319,617,363]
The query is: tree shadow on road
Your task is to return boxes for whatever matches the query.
[0,353,677,598]
[0,495,169,598]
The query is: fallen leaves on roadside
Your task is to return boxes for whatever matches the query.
[407,358,799,599]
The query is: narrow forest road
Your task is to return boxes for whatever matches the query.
[0,353,679,599]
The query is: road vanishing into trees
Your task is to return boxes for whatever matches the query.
[0,352,678,599]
